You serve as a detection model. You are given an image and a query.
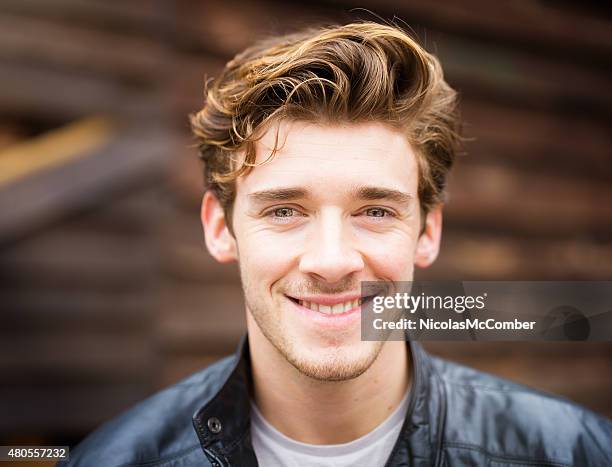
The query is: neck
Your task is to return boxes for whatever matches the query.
[247,322,409,445]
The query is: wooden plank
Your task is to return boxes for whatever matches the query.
[165,145,206,210]
[0,335,154,379]
[433,32,611,116]
[0,229,157,289]
[421,232,612,280]
[445,164,612,237]
[461,100,611,182]
[322,0,612,64]
[0,13,169,83]
[0,124,26,151]
[445,355,612,396]
[0,382,154,433]
[60,187,165,236]
[0,61,159,121]
[1,289,153,329]
[163,242,241,283]
[158,201,241,282]
[175,0,316,57]
[0,0,167,33]
[168,55,226,121]
[158,282,246,354]
[0,130,175,245]
[0,117,114,187]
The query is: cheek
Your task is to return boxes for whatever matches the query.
[236,224,303,289]
[359,231,418,279]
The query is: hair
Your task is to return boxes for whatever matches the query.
[190,21,462,228]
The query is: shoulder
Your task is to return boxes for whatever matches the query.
[428,355,612,466]
[61,355,237,467]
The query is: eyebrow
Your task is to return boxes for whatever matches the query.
[248,186,413,205]
[352,186,414,204]
[248,188,309,203]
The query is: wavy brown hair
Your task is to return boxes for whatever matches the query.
[190,21,461,226]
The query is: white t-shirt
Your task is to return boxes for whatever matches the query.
[250,387,410,467]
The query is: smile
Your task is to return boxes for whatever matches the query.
[298,298,361,315]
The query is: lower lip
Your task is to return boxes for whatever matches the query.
[288,297,362,327]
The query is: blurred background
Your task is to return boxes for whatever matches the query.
[0,0,610,459]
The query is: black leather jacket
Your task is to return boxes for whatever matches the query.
[61,337,612,466]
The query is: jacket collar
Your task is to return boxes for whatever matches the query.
[193,336,442,466]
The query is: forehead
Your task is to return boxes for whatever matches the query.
[237,120,418,197]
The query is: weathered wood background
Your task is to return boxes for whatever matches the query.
[0,0,610,448]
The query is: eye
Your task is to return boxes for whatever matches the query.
[364,207,394,218]
[273,207,296,218]
[264,206,306,224]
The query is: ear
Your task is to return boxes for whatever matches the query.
[414,206,443,268]
[201,191,237,263]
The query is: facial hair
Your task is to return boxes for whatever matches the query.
[241,270,386,381]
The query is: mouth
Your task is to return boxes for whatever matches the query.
[285,295,375,317]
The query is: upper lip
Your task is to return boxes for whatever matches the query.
[286,293,362,306]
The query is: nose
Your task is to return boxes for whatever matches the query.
[298,209,364,284]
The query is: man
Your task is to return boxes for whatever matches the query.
[64,22,611,466]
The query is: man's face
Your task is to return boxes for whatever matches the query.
[206,120,439,381]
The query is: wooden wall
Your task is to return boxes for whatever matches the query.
[0,0,610,446]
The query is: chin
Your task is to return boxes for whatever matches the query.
[284,339,384,382]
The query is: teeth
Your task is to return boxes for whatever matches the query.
[298,299,360,315]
